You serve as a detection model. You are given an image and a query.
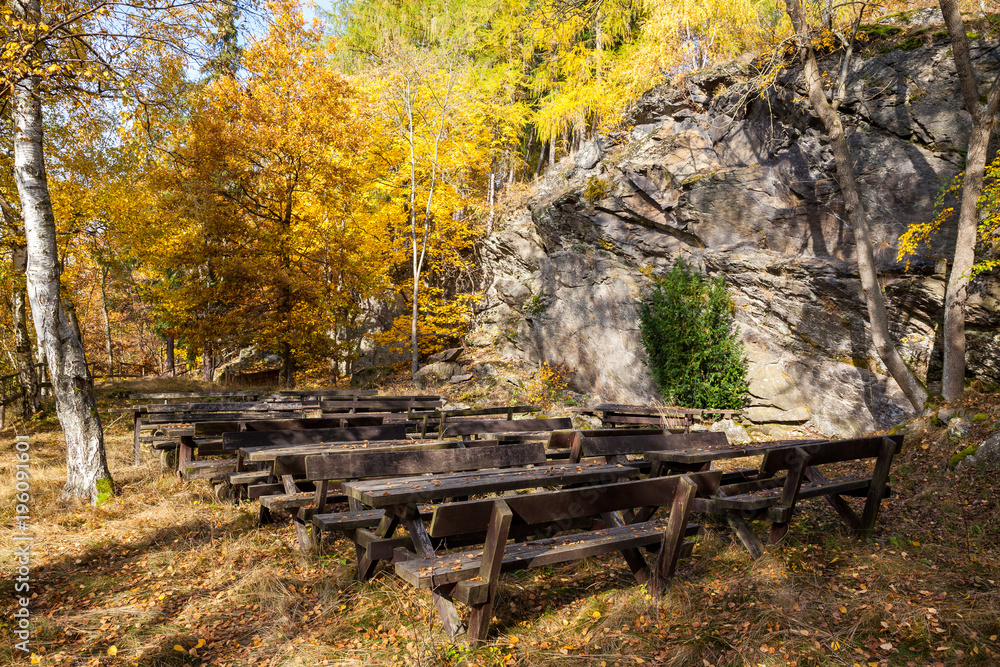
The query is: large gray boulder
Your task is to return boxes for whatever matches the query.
[413,362,462,389]
[476,38,1000,438]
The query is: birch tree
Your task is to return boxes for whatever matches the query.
[933,0,1000,401]
[783,0,927,412]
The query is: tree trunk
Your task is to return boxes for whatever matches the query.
[13,0,111,502]
[62,288,84,348]
[938,0,1000,400]
[11,282,41,417]
[785,0,927,412]
[165,336,175,376]
[280,341,294,388]
[100,265,114,379]
[411,280,420,377]
[10,245,40,416]
[202,349,214,382]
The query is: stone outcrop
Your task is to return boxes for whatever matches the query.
[476,36,1000,438]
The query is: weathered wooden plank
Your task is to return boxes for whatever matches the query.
[427,471,721,538]
[580,431,728,458]
[223,424,408,450]
[145,402,305,413]
[441,417,573,438]
[184,460,236,481]
[144,412,303,424]
[312,509,386,531]
[129,391,259,400]
[248,439,453,464]
[411,405,540,418]
[274,389,378,397]
[345,462,641,506]
[244,418,346,431]
[601,414,691,428]
[261,490,340,512]
[305,441,547,481]
[319,398,445,411]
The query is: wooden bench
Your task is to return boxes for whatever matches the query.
[267,440,548,553]
[586,404,741,431]
[570,430,728,468]
[406,405,541,438]
[394,470,722,643]
[697,434,904,556]
[440,417,573,439]
[319,397,445,414]
[179,424,411,485]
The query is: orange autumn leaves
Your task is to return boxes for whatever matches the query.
[146,0,487,370]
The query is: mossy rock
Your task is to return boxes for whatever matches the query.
[973,413,989,423]
[96,477,114,506]
[859,24,904,39]
[949,444,979,469]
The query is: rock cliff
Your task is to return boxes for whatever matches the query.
[475,35,1000,438]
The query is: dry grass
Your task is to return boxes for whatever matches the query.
[1,380,999,666]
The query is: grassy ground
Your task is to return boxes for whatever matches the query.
[1,379,998,666]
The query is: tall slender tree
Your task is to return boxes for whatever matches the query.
[783,0,926,411]
[935,0,1000,400]
[9,0,111,500]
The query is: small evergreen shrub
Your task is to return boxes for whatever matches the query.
[638,258,749,410]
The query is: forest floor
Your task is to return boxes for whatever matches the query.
[1,374,999,667]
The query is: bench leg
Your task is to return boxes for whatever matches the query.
[280,475,314,553]
[859,438,896,538]
[769,449,809,544]
[353,499,398,581]
[133,414,142,465]
[467,501,513,644]
[177,437,194,477]
[728,516,764,559]
[652,477,697,594]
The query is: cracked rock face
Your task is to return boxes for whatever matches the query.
[477,39,1000,438]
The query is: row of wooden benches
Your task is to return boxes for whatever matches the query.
[227,431,901,642]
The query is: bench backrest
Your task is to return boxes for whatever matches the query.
[144,411,304,424]
[427,470,722,539]
[319,398,445,412]
[304,440,546,481]
[759,434,904,476]
[441,417,573,438]
[145,402,305,413]
[575,431,728,462]
[223,424,408,450]
[245,418,347,431]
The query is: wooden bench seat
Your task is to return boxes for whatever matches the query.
[313,509,386,531]
[184,460,236,481]
[441,417,573,439]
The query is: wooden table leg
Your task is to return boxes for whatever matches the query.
[133,413,142,465]
[178,436,194,478]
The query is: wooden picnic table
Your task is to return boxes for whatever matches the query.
[338,461,642,580]
[645,436,899,556]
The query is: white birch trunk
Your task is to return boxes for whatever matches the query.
[12,0,112,502]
